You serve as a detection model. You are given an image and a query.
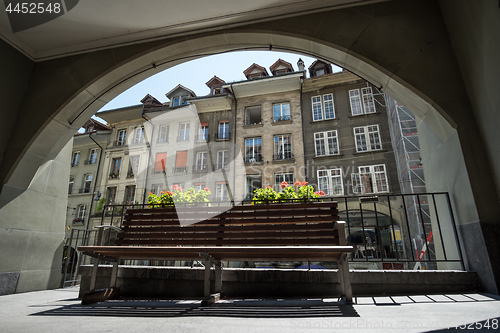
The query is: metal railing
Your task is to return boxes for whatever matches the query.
[73,192,464,282]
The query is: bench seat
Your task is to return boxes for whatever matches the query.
[78,201,354,302]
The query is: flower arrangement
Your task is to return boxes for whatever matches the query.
[147,186,211,207]
[252,180,324,204]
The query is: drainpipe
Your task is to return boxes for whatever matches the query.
[299,75,307,184]
[141,105,154,205]
[231,84,237,204]
[86,131,104,232]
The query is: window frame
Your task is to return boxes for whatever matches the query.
[311,93,335,121]
[244,137,262,162]
[353,164,389,194]
[218,121,230,140]
[272,102,291,122]
[110,157,122,177]
[314,130,339,157]
[178,122,190,141]
[353,125,382,152]
[349,87,376,116]
[273,134,293,160]
[124,185,136,205]
[71,151,80,167]
[216,150,229,170]
[274,172,294,191]
[317,168,344,196]
[89,148,98,164]
[158,125,169,143]
[215,182,229,201]
[195,151,208,171]
[117,129,127,145]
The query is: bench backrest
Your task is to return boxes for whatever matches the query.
[116,202,341,247]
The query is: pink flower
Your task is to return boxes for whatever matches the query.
[294,181,301,186]
[319,191,325,196]
[280,181,288,189]
[204,187,210,192]
[301,181,308,186]
[266,186,272,189]
[166,191,173,196]
[160,191,164,194]
[171,184,179,191]
[149,192,153,195]
[178,187,183,192]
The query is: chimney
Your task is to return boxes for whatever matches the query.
[297,58,305,72]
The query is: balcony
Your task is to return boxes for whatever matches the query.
[244,154,263,163]
[78,188,91,194]
[114,141,126,147]
[172,166,188,173]
[215,132,231,141]
[84,159,97,165]
[109,173,120,179]
[273,152,294,161]
[196,133,210,142]
[192,165,208,173]
[273,115,291,123]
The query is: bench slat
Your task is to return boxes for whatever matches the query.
[121,223,335,234]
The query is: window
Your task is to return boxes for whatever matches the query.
[246,175,262,200]
[312,93,335,121]
[275,173,294,191]
[216,150,228,170]
[82,174,92,193]
[314,130,339,156]
[151,184,162,196]
[106,187,117,205]
[172,96,181,106]
[88,148,98,164]
[273,134,293,160]
[215,182,229,201]
[273,103,291,122]
[317,169,344,196]
[245,137,262,163]
[352,164,389,194]
[158,125,169,143]
[133,127,145,144]
[117,129,127,145]
[316,68,325,76]
[245,106,262,125]
[198,123,209,141]
[124,186,136,205]
[110,157,121,178]
[154,153,167,173]
[195,152,208,171]
[218,121,230,140]
[76,204,86,220]
[128,155,140,177]
[71,151,80,167]
[68,176,74,194]
[361,87,376,114]
[349,87,376,116]
[174,150,188,173]
[194,183,206,192]
[354,125,382,152]
[178,122,190,141]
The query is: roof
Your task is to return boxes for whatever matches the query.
[205,76,226,88]
[243,63,269,78]
[165,84,197,99]
[269,59,294,73]
[140,94,163,106]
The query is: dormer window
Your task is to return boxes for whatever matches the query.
[316,68,325,76]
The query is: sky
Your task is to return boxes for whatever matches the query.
[97,50,342,114]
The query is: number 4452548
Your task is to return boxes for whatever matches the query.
[5,2,62,14]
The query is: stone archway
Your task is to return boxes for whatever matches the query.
[1,0,498,294]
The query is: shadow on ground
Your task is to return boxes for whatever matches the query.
[30,298,359,318]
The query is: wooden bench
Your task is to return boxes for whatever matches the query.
[78,201,354,303]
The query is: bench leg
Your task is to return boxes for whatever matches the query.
[204,259,211,298]
[214,264,222,293]
[110,261,119,288]
[338,255,353,303]
[89,257,100,290]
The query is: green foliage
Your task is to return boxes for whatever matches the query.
[251,181,324,204]
[147,186,211,208]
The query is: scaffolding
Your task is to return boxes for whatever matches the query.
[385,96,434,268]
